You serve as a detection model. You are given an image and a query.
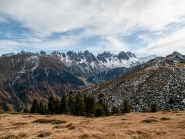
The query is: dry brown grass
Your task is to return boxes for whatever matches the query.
[0,111,185,139]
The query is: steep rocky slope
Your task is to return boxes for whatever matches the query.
[83,56,185,112]
[87,66,136,84]
[0,53,84,111]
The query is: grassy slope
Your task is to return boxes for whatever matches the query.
[0,111,185,139]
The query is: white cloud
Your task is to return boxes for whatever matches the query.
[86,36,129,54]
[1,0,185,36]
[0,0,185,56]
[0,40,25,54]
[137,27,185,56]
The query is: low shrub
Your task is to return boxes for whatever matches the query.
[37,131,51,138]
[160,117,170,120]
[33,119,66,124]
[66,123,75,130]
[88,114,95,118]
[142,119,158,123]
[12,122,28,126]
[80,133,89,139]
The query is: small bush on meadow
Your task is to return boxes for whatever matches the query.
[33,119,66,124]
[142,119,158,123]
[160,117,170,120]
[37,131,52,138]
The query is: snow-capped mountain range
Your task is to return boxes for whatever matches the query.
[1,50,156,67]
[51,50,156,69]
[1,50,157,83]
[50,50,156,78]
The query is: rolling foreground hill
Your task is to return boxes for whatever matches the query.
[0,111,185,139]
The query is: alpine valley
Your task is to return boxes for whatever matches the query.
[0,50,185,112]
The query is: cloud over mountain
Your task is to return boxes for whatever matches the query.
[0,0,185,56]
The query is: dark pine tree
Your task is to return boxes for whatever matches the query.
[121,98,132,113]
[85,95,96,116]
[23,107,29,113]
[55,97,61,114]
[75,93,86,116]
[30,99,39,113]
[68,94,75,115]
[151,102,157,112]
[60,94,70,114]
[98,98,110,116]
[37,101,43,114]
[94,104,105,117]
[48,96,56,114]
[111,106,120,114]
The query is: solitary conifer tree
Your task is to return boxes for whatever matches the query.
[151,102,157,112]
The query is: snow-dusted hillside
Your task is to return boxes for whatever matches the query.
[83,59,185,112]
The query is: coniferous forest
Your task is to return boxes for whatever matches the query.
[28,92,124,117]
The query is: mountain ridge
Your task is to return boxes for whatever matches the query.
[82,52,185,111]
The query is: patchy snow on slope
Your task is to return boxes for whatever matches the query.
[23,56,40,71]
[12,75,21,86]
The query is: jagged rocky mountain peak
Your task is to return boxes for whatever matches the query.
[20,50,27,54]
[1,52,16,57]
[101,51,113,58]
[167,51,185,62]
[126,51,136,58]
[84,50,90,54]
[40,50,47,56]
[117,51,130,60]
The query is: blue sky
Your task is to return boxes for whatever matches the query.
[0,0,185,57]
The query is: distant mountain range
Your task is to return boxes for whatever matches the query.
[1,50,184,112]
[1,50,156,83]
